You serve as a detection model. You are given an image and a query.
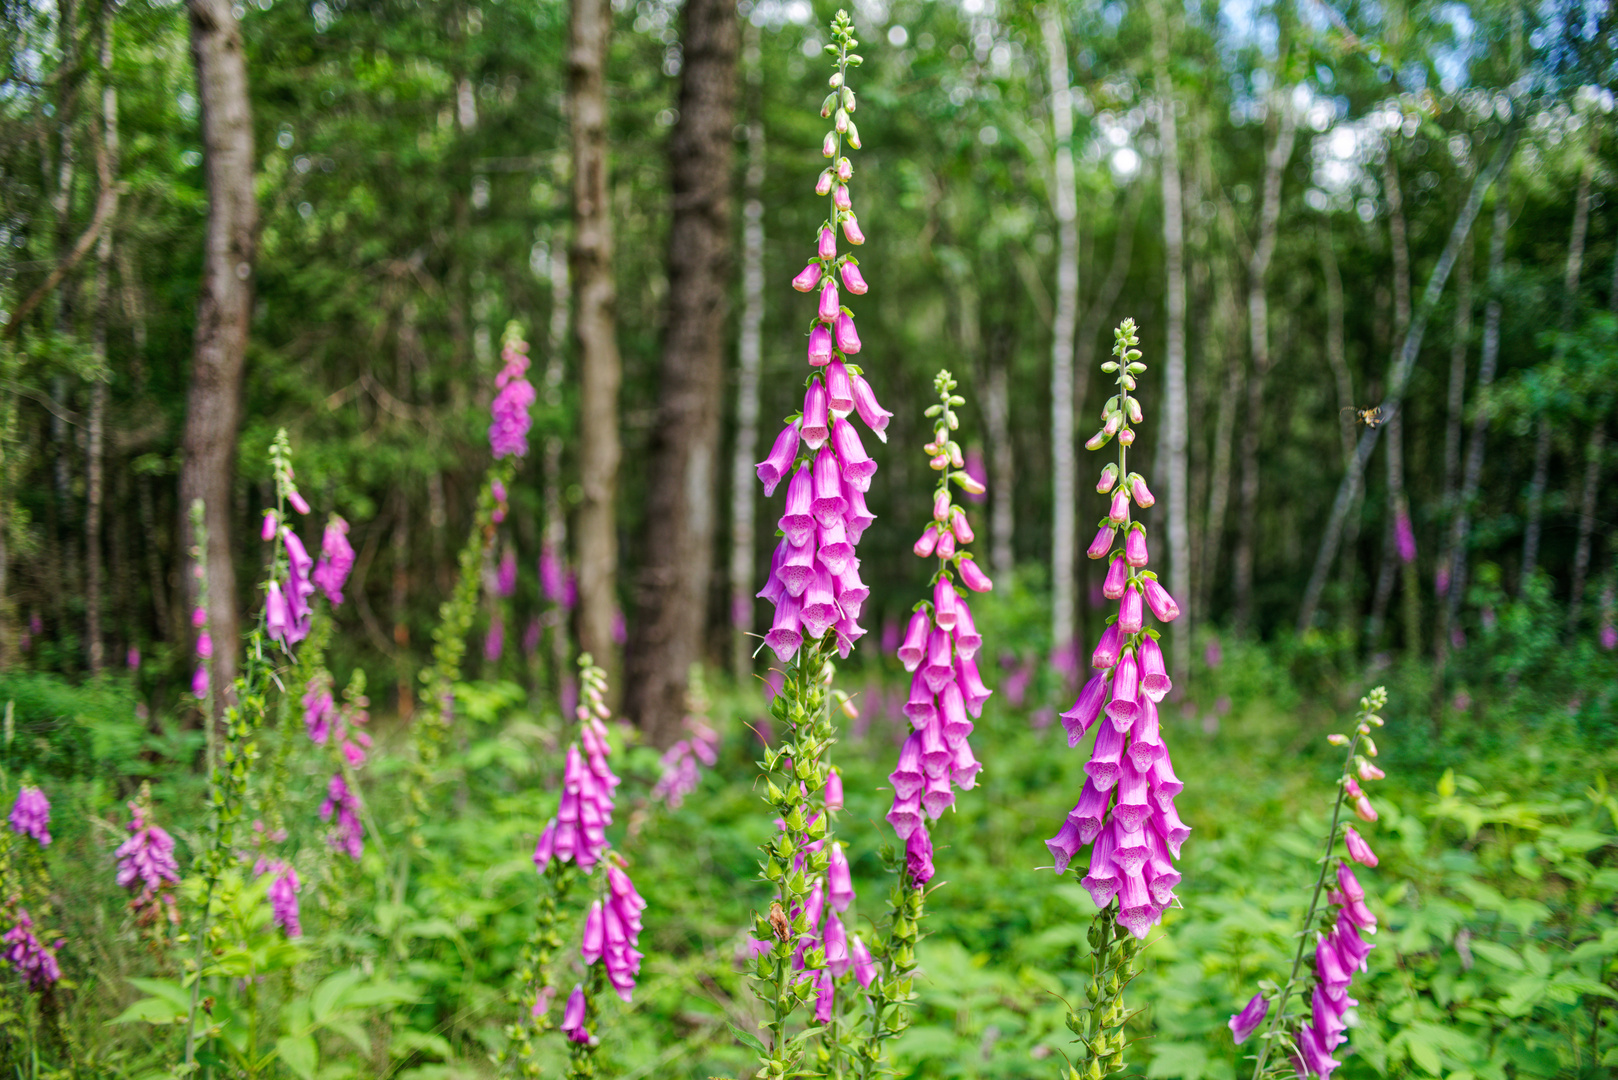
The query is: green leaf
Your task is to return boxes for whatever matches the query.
[275,1034,318,1080]
[126,978,194,1012]
[107,997,190,1026]
[727,1022,768,1056]
[311,968,366,1023]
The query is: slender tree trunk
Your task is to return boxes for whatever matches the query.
[1436,201,1474,652]
[1297,131,1515,634]
[1443,163,1510,651]
[1152,6,1189,676]
[1568,426,1606,633]
[86,5,118,675]
[1232,91,1295,635]
[624,0,736,745]
[180,0,257,706]
[544,238,571,685]
[1521,157,1592,591]
[570,0,622,669]
[1042,6,1079,660]
[729,21,764,681]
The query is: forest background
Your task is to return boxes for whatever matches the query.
[1,0,1616,1075]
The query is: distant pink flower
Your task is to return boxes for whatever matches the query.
[8,786,50,846]
[255,859,301,938]
[1395,511,1416,563]
[2,909,61,990]
[312,517,354,605]
[319,773,364,861]
[490,334,536,459]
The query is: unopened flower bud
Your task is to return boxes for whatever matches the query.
[836,157,853,181]
[930,452,950,470]
[1108,489,1129,524]
[1354,796,1378,823]
[1127,397,1143,424]
[816,169,835,196]
[842,215,865,245]
[822,93,839,119]
[958,557,993,593]
[819,226,836,259]
[835,312,861,354]
[1103,555,1128,600]
[950,506,974,544]
[835,107,850,133]
[846,121,861,149]
[1087,525,1117,560]
[1097,464,1119,493]
[840,261,868,295]
[1327,733,1349,746]
[1358,759,1385,781]
[1362,736,1378,757]
[1102,413,1122,437]
[818,281,841,321]
[1085,430,1111,451]
[955,470,986,495]
[913,526,939,558]
[1119,427,1136,446]
[1129,475,1155,507]
[823,132,837,158]
[834,184,852,212]
[261,512,278,541]
[933,491,951,522]
[935,529,956,560]
[792,263,823,292]
[1124,526,1148,568]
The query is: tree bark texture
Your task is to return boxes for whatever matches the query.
[729,22,764,681]
[543,236,572,687]
[1442,163,1510,651]
[569,0,623,670]
[1152,7,1190,678]
[180,0,257,704]
[86,6,118,675]
[1231,91,1295,635]
[624,0,736,745]
[1296,130,1516,634]
[1521,156,1592,590]
[1042,6,1079,659]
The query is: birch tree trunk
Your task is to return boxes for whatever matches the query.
[181,0,257,706]
[1042,6,1079,662]
[1231,91,1295,635]
[569,0,623,669]
[1152,5,1189,677]
[1442,162,1510,651]
[1521,157,1592,590]
[1297,132,1516,634]
[625,0,736,745]
[729,21,764,681]
[86,6,118,674]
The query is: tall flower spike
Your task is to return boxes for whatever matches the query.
[1048,320,1184,948]
[8,784,50,847]
[490,323,536,460]
[753,9,886,665]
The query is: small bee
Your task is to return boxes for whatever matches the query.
[767,901,791,942]
[1341,405,1383,428]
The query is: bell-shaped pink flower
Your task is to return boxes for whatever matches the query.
[808,324,833,366]
[949,505,974,544]
[840,260,868,295]
[811,445,848,525]
[898,609,930,671]
[818,225,836,258]
[1125,526,1149,568]
[1119,586,1145,634]
[958,558,992,593]
[953,597,981,660]
[1103,555,1128,600]
[831,419,876,492]
[1092,622,1122,670]
[1088,524,1117,559]
[1105,650,1140,731]
[818,280,841,321]
[779,465,815,545]
[922,628,954,693]
[1228,993,1268,1044]
[764,592,804,662]
[842,214,865,245]
[933,576,958,632]
[1344,825,1378,867]
[833,183,852,212]
[792,262,823,292]
[1130,474,1155,507]
[816,168,835,196]
[802,380,830,448]
[756,424,801,496]
[1108,488,1130,524]
[1138,635,1171,703]
[1143,578,1180,622]
[913,525,938,558]
[850,373,891,437]
[1061,674,1106,747]
[935,529,956,560]
[562,985,590,1043]
[826,361,855,413]
[835,312,861,354]
[827,842,855,911]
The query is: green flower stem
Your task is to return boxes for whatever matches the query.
[507,863,577,1076]
[566,964,608,1079]
[750,637,835,1079]
[1066,904,1138,1079]
[852,870,923,1080]
[1248,688,1385,1079]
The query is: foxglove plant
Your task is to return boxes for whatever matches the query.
[115,785,180,932]
[512,656,643,1079]
[649,666,719,810]
[852,369,994,1077]
[1234,687,1388,1080]
[745,14,888,1076]
[2,780,59,994]
[410,322,534,840]
[1045,320,1186,1076]
[7,784,49,847]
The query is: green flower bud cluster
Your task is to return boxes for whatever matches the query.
[849,851,925,1079]
[1066,905,1139,1078]
[502,863,577,1077]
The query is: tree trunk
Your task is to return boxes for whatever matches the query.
[86,5,118,675]
[1042,6,1079,661]
[180,0,257,707]
[1152,6,1189,677]
[1435,195,1474,653]
[1297,131,1515,634]
[1442,162,1510,651]
[624,0,736,746]
[1231,91,1295,636]
[729,21,764,681]
[569,0,623,670]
